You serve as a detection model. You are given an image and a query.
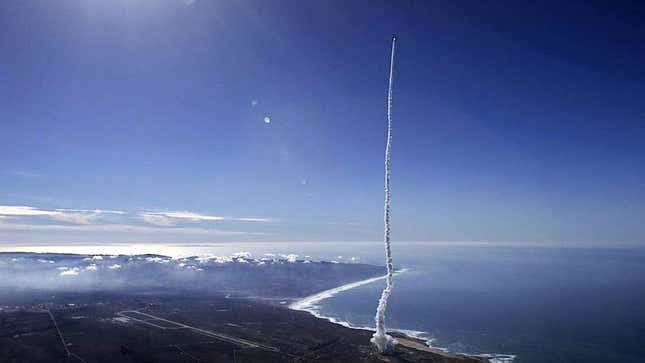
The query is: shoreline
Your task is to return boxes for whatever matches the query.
[289,269,516,363]
[289,268,441,346]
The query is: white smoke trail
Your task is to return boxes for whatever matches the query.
[371,35,397,353]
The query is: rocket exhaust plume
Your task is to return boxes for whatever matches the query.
[371,35,397,354]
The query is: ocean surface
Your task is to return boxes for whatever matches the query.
[290,243,645,363]
[3,242,645,363]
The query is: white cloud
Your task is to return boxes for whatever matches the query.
[107,264,122,270]
[85,264,98,271]
[60,268,80,276]
[233,251,252,259]
[0,206,58,216]
[1,205,271,225]
[50,209,124,225]
[159,211,226,221]
[0,221,261,236]
[49,213,96,224]
[55,209,124,214]
[0,205,125,225]
[145,257,169,263]
[138,211,271,224]
[282,254,299,263]
[196,255,233,264]
[0,205,270,240]
[137,212,176,226]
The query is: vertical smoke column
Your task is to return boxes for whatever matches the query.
[371,35,397,353]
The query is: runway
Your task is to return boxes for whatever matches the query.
[116,310,280,352]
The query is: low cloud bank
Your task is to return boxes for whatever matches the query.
[0,252,385,299]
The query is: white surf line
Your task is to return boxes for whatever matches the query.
[289,268,408,311]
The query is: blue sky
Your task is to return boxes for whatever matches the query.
[1,0,644,245]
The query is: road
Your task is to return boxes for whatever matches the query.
[38,308,87,363]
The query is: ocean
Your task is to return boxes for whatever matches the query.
[291,243,645,363]
[3,242,644,362]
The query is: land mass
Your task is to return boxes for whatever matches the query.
[0,252,489,362]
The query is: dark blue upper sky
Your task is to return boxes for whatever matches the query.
[1,0,644,244]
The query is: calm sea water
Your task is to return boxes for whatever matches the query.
[303,244,645,363]
[3,242,645,362]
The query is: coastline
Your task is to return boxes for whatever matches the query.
[289,268,442,347]
[289,269,516,363]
